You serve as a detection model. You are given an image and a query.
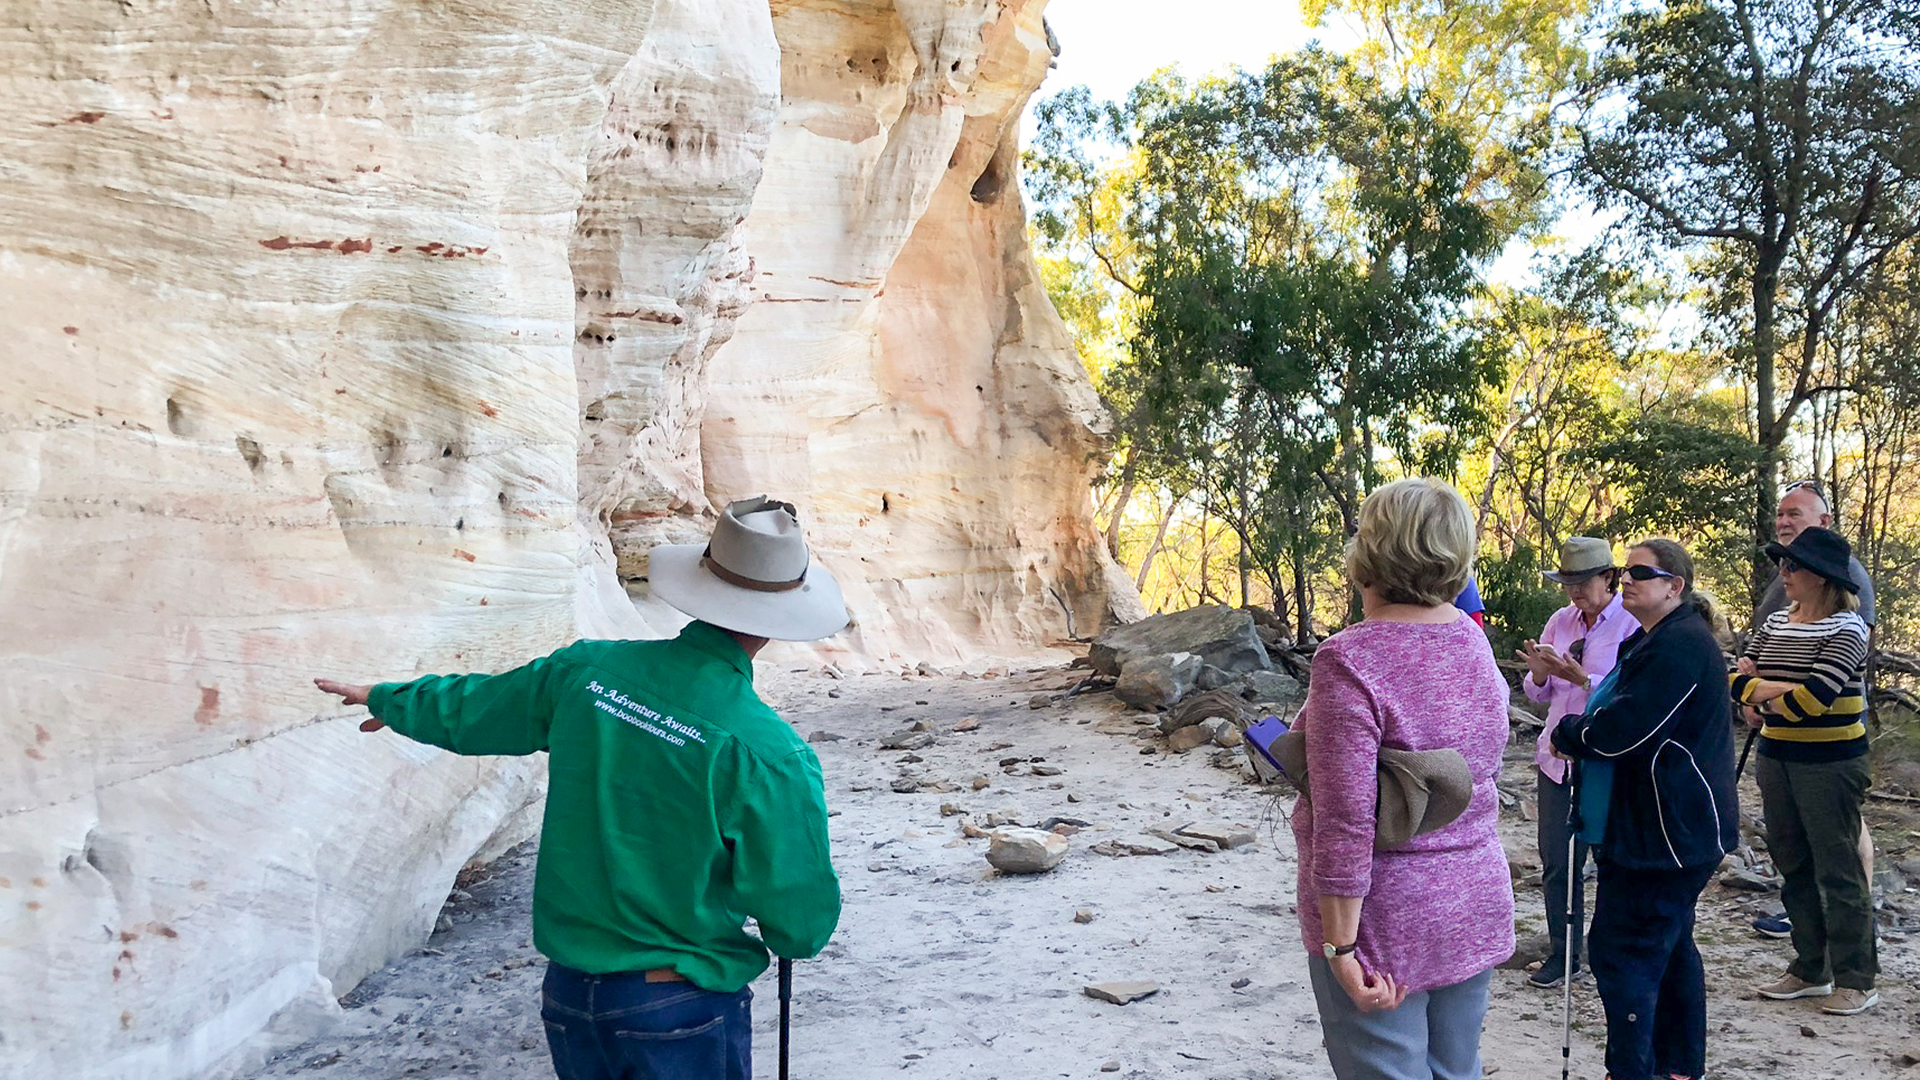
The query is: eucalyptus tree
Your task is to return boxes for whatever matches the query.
[1571,0,1920,592]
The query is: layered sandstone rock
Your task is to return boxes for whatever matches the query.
[0,1,1134,1077]
[686,0,1147,662]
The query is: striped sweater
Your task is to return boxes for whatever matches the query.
[1732,608,1870,762]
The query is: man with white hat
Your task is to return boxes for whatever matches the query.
[315,496,847,1080]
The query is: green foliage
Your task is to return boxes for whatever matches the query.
[1026,54,1515,623]
[1572,0,1920,586]
[1477,545,1572,659]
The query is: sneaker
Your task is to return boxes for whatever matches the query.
[1752,914,1792,938]
[1527,961,1581,989]
[1820,988,1879,1015]
[1757,973,1833,1000]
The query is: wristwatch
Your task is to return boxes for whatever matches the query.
[1321,940,1358,960]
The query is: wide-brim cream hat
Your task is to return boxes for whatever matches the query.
[648,496,850,642]
[1541,536,1617,584]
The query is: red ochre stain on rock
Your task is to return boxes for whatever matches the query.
[25,901,42,911]
[477,400,499,418]
[34,725,50,744]
[121,1012,133,1030]
[25,747,44,760]
[259,236,372,253]
[417,242,445,253]
[32,878,46,887]
[0,878,10,888]
[62,326,78,336]
[154,925,179,939]
[194,686,220,726]
[386,246,403,254]
[120,931,139,943]
[453,549,477,563]
[69,111,105,124]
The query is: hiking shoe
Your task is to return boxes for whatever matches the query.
[1752,914,1791,938]
[1820,988,1879,1015]
[1527,962,1580,989]
[1757,973,1832,1000]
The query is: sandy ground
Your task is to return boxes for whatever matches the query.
[247,664,1920,1080]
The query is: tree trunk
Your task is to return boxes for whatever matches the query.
[1751,252,1783,605]
[1134,492,1181,594]
[1104,446,1138,560]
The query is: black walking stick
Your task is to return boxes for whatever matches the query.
[1735,725,1759,782]
[778,957,793,1080]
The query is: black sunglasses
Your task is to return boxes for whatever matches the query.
[1568,638,1587,664]
[1777,557,1806,574]
[1785,479,1823,497]
[1622,564,1678,581]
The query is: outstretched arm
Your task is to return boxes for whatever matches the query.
[313,647,577,755]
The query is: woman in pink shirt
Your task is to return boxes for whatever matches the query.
[1293,479,1515,1080]
[1516,537,1635,989]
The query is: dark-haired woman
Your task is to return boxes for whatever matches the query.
[1551,538,1738,1080]
[1735,525,1877,1016]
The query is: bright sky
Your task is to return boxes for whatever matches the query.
[1021,0,1354,143]
[1019,0,1598,284]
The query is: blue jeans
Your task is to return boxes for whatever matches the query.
[1307,957,1492,1080]
[540,962,753,1080]
[1588,859,1716,1080]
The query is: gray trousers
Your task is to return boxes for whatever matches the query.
[1538,770,1589,973]
[1307,957,1492,1080]
[1755,753,1878,990]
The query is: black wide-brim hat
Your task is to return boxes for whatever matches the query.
[1763,525,1859,593]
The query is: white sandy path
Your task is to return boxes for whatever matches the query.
[244,664,1916,1080]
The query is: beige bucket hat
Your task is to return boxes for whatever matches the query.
[1541,536,1617,584]
[648,496,850,641]
[1273,733,1474,850]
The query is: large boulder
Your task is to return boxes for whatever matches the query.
[1115,652,1203,710]
[1239,670,1304,708]
[1090,606,1272,678]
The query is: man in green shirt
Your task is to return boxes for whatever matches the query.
[315,496,846,1080]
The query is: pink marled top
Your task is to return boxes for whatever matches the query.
[1291,615,1516,995]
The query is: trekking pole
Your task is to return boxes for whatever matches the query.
[1734,725,1759,782]
[1561,763,1578,1080]
[778,957,793,1080]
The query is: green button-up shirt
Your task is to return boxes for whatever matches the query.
[368,621,841,992]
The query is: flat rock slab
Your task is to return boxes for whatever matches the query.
[1084,980,1160,1005]
[1091,835,1179,857]
[1176,822,1257,850]
[879,730,937,750]
[1146,826,1219,852]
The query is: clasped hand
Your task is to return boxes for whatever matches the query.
[1329,953,1407,1013]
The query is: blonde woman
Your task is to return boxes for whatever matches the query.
[1292,478,1514,1080]
[1734,525,1877,1015]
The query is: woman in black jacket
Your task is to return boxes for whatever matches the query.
[1552,537,1738,1080]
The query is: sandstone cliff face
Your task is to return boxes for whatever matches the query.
[0,1,1134,1077]
[690,0,1145,662]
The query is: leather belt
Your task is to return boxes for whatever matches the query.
[642,968,686,983]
